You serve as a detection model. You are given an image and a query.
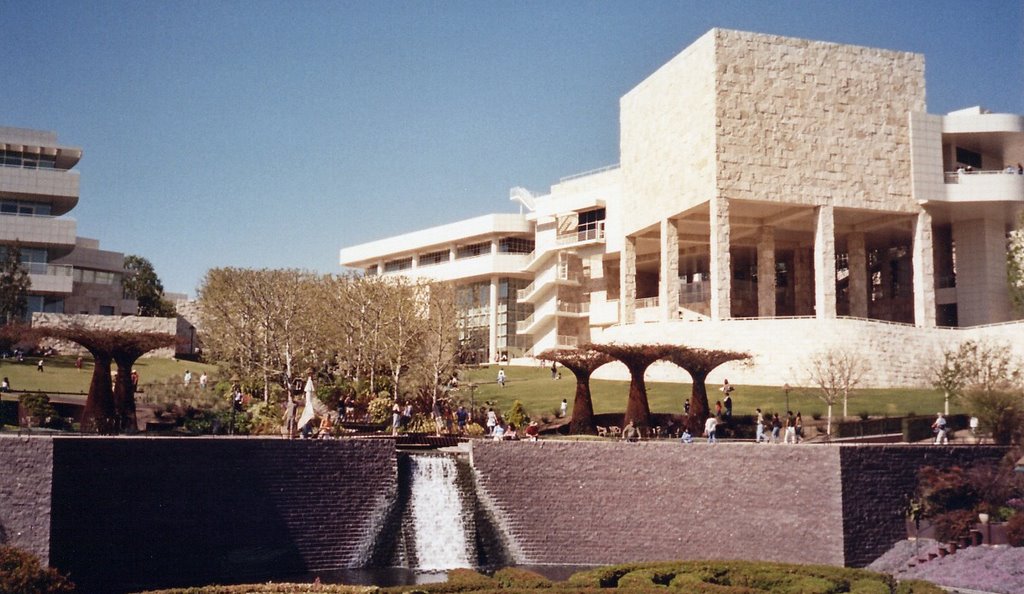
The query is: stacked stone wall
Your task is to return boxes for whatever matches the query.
[595,318,1024,388]
[45,438,396,593]
[0,437,54,564]
[470,440,847,566]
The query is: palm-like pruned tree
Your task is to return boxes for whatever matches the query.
[39,326,176,433]
[539,346,613,435]
[665,346,750,433]
[590,343,675,429]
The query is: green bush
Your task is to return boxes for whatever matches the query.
[19,392,55,422]
[0,545,74,594]
[368,396,394,424]
[849,578,893,594]
[503,400,529,430]
[247,399,283,435]
[492,567,551,589]
[894,580,946,594]
[464,422,485,437]
[932,509,977,542]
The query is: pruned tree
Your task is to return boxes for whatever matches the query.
[198,268,319,401]
[804,347,869,435]
[0,243,31,324]
[932,343,971,416]
[420,281,460,408]
[539,346,613,435]
[590,343,674,428]
[37,325,174,433]
[381,276,426,401]
[664,346,750,433]
[945,339,1024,445]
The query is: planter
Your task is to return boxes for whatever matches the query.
[970,530,983,546]
[959,536,971,548]
[947,541,958,553]
[937,548,947,558]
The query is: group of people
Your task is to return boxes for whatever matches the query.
[182,369,209,389]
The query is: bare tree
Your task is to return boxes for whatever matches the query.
[803,347,869,435]
[664,346,750,433]
[539,346,613,435]
[381,276,426,401]
[932,343,970,416]
[421,281,460,408]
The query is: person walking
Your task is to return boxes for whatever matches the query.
[784,411,796,444]
[771,413,782,443]
[755,408,766,443]
[391,401,401,436]
[794,412,803,443]
[37,359,44,372]
[559,398,568,418]
[497,368,506,388]
[486,407,498,435]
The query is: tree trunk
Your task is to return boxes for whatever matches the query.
[569,371,596,435]
[687,371,710,434]
[112,357,139,434]
[82,355,115,433]
[827,404,833,436]
[624,367,652,428]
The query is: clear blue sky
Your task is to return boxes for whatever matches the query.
[2,1,1021,296]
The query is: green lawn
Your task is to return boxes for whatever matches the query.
[0,355,220,396]
[457,364,953,420]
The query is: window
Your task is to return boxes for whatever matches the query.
[383,257,413,272]
[365,265,378,276]
[577,208,606,240]
[0,199,51,216]
[99,305,115,315]
[419,249,449,266]
[456,242,491,259]
[498,237,534,254]
[955,147,982,169]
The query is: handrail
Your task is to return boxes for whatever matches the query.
[636,296,659,309]
[944,169,1024,183]
[557,220,606,245]
[559,163,620,183]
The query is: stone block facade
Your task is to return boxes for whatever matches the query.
[595,317,1024,388]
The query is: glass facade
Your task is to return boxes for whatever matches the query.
[1,199,52,216]
[497,277,533,357]
[456,242,491,259]
[383,257,413,272]
[498,237,534,254]
[0,150,57,169]
[419,249,450,266]
[456,280,490,364]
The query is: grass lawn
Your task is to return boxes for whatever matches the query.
[457,364,954,420]
[0,355,220,396]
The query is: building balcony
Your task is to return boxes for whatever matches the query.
[380,252,531,282]
[0,214,77,253]
[0,166,80,215]
[556,221,606,247]
[27,263,74,295]
[942,170,1024,203]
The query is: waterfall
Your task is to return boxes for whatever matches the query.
[407,454,472,570]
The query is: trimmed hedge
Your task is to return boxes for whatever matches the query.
[136,561,943,594]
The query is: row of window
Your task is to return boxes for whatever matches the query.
[74,268,122,285]
[1,198,52,217]
[371,237,537,274]
[0,150,58,170]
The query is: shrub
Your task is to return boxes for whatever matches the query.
[895,580,946,594]
[932,509,977,541]
[0,545,74,594]
[19,392,56,423]
[1007,511,1024,546]
[504,400,528,429]
[917,466,978,515]
[492,567,551,589]
[247,399,283,435]
[464,422,485,437]
[368,396,394,424]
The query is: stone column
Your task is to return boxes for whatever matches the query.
[793,247,812,315]
[660,218,680,321]
[913,211,937,328]
[488,276,499,362]
[710,196,732,320]
[620,236,637,324]
[757,226,776,318]
[813,205,837,319]
[848,232,868,318]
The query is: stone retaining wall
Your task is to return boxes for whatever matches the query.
[0,437,53,564]
[469,441,1007,568]
[0,436,396,593]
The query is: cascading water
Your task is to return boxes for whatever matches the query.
[406,454,472,570]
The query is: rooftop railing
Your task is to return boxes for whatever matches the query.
[559,163,620,183]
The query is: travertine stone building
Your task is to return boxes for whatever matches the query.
[340,29,1024,386]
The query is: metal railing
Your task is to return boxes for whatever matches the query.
[636,296,659,309]
[944,169,1023,183]
[556,221,606,245]
[559,163,620,183]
